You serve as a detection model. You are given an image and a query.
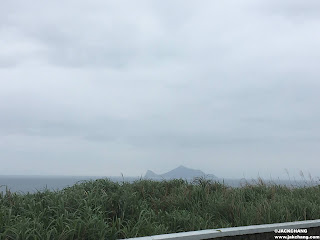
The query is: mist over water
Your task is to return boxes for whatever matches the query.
[1,175,319,195]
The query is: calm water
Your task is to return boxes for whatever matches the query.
[0,175,319,194]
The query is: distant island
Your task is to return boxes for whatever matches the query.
[144,165,217,180]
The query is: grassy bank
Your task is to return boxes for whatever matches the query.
[1,177,320,239]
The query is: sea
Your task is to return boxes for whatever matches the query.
[0,175,319,195]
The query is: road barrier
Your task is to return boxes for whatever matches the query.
[121,219,320,239]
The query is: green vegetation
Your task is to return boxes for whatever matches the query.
[1,177,320,239]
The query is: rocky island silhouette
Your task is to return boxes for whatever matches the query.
[144,165,217,180]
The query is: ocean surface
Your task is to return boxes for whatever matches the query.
[0,175,319,194]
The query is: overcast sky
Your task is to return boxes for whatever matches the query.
[1,0,320,179]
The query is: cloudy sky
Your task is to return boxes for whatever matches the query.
[1,0,320,179]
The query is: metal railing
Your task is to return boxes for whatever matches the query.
[121,219,320,240]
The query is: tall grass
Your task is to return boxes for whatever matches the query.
[1,177,320,239]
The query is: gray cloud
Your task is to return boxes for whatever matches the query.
[1,0,320,178]
[259,0,320,18]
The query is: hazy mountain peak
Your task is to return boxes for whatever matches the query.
[177,165,187,169]
[144,165,217,180]
[144,170,159,178]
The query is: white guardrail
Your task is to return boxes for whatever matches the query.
[121,219,320,240]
